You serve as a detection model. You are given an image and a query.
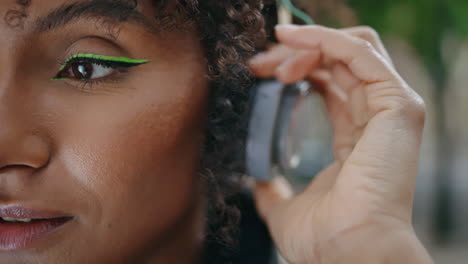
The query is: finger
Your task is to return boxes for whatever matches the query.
[275,24,396,84]
[330,62,360,93]
[348,81,369,127]
[254,177,293,221]
[274,49,321,84]
[276,24,418,119]
[308,70,356,164]
[248,44,295,78]
[329,63,370,128]
[315,75,355,163]
[309,69,348,102]
[277,25,426,212]
[341,26,393,65]
[329,63,369,128]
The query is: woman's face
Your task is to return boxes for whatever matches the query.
[0,0,208,263]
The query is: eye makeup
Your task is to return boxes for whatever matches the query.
[58,54,151,71]
[52,53,151,81]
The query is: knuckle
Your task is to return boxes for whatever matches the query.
[355,38,375,53]
[395,91,426,127]
[346,26,380,42]
[409,94,426,125]
[375,82,426,128]
[358,26,380,40]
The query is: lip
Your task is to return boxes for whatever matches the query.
[0,205,71,219]
[0,205,73,251]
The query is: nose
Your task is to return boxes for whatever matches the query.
[0,95,50,172]
[0,132,50,171]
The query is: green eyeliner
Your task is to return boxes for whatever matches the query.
[52,53,151,81]
[59,53,151,71]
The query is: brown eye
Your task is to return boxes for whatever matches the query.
[70,62,94,80]
[58,60,115,81]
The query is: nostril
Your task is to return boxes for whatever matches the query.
[0,164,35,173]
[0,134,51,170]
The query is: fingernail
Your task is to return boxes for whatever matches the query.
[275,24,299,32]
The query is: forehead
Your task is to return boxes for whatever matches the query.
[0,0,141,12]
[0,0,157,33]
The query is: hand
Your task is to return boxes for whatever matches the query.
[248,25,432,264]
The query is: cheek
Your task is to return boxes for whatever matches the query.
[58,85,208,255]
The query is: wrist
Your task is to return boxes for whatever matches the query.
[316,223,433,264]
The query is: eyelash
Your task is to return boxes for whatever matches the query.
[53,55,149,91]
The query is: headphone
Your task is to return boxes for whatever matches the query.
[244,1,316,181]
[246,80,313,181]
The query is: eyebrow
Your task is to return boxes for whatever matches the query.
[34,0,155,34]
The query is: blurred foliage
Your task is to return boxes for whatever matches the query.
[349,0,468,84]
[449,1,468,35]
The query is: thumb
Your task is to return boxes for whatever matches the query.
[254,177,294,221]
[337,106,425,221]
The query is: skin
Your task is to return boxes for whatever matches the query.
[0,0,433,264]
[250,25,433,264]
[0,0,208,263]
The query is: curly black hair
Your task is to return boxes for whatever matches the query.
[151,1,271,262]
